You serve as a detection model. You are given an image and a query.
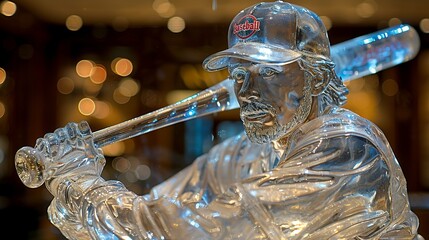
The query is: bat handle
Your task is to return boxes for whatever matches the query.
[15,146,46,188]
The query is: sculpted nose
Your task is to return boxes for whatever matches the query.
[238,76,260,102]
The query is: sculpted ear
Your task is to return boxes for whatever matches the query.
[310,72,330,96]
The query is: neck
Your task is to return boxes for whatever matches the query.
[270,95,324,159]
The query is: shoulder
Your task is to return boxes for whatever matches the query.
[282,108,398,169]
[279,108,394,174]
[291,108,388,151]
[299,108,375,136]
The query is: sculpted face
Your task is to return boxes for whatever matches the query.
[229,59,312,144]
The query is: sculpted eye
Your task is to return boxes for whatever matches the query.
[231,68,247,84]
[260,67,279,78]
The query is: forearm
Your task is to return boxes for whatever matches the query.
[47,174,105,240]
[47,173,176,240]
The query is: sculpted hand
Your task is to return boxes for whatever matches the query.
[33,121,106,194]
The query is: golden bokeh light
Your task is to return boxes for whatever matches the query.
[90,65,107,84]
[420,18,429,34]
[57,77,75,94]
[355,0,377,18]
[0,101,5,118]
[76,60,94,78]
[66,15,83,31]
[118,78,140,97]
[93,100,110,119]
[102,142,125,157]
[0,67,6,85]
[78,97,96,116]
[113,88,130,104]
[1,1,16,17]
[153,0,176,18]
[388,18,402,27]
[168,16,185,33]
[112,58,133,77]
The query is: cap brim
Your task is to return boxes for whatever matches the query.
[202,42,302,71]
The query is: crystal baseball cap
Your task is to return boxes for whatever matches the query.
[203,0,331,71]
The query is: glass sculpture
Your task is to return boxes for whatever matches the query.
[15,1,423,239]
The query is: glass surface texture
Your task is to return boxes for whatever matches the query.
[15,1,423,239]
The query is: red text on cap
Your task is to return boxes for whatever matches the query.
[233,15,261,39]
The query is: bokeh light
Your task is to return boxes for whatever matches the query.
[1,1,16,17]
[135,165,151,180]
[355,0,377,18]
[78,97,96,116]
[0,101,5,118]
[168,16,185,33]
[102,141,125,156]
[0,67,6,85]
[388,18,402,27]
[90,65,107,84]
[153,0,176,18]
[57,77,75,94]
[113,88,130,104]
[66,15,83,31]
[124,171,138,183]
[92,100,110,119]
[118,78,140,97]
[76,60,94,78]
[112,157,131,173]
[112,58,133,77]
[420,18,429,33]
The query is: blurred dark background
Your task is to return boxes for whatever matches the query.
[0,0,428,239]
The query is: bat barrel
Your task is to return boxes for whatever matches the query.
[331,24,420,82]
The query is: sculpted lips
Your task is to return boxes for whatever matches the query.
[241,102,275,124]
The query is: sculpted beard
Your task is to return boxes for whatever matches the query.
[240,102,280,144]
[241,84,312,144]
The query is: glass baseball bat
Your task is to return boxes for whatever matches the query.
[15,24,420,188]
